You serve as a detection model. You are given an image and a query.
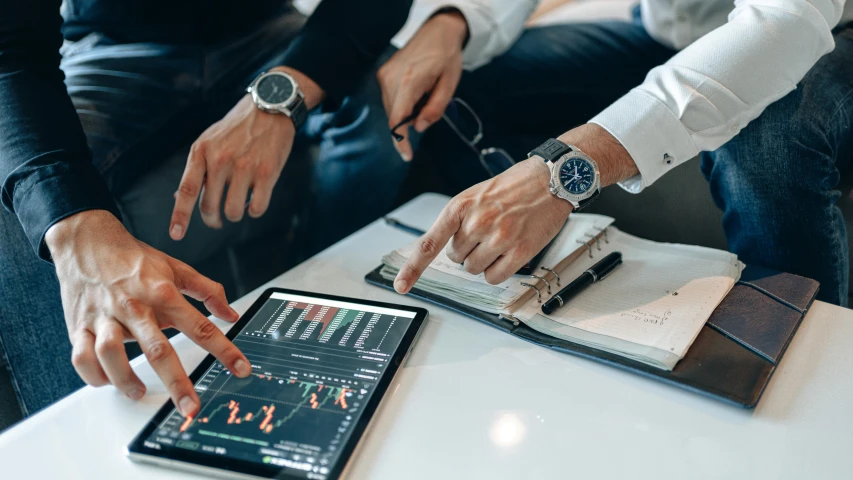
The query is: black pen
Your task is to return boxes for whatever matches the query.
[541,251,623,315]
[384,216,426,236]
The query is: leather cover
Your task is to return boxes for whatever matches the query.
[365,265,819,408]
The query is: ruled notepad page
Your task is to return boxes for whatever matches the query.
[515,228,743,369]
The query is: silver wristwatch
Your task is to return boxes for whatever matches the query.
[246,70,307,130]
[528,138,601,211]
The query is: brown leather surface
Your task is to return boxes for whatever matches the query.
[365,265,819,408]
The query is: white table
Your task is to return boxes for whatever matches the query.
[2,193,852,479]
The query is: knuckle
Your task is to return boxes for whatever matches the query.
[95,334,121,357]
[418,237,439,256]
[211,151,230,166]
[192,319,220,343]
[255,163,275,178]
[120,296,144,316]
[484,270,507,286]
[177,181,199,198]
[214,282,226,298]
[234,157,253,173]
[494,224,513,244]
[152,282,179,304]
[447,198,469,223]
[70,347,95,371]
[145,340,172,364]
[463,261,481,275]
[421,106,442,123]
[224,205,244,222]
[199,201,218,217]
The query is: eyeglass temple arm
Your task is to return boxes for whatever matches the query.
[390,94,431,142]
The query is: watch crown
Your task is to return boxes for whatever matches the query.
[550,186,559,195]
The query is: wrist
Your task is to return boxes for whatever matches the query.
[557,124,638,187]
[45,210,123,258]
[529,157,575,217]
[427,8,469,50]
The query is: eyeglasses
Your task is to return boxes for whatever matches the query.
[389,97,516,178]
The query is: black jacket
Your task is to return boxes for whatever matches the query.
[0,0,412,260]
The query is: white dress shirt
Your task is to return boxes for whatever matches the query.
[292,0,538,70]
[590,0,853,192]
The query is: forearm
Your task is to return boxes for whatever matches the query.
[590,0,844,192]
[0,0,121,260]
[280,0,414,101]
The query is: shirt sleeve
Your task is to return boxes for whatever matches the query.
[390,0,541,70]
[281,0,414,101]
[590,0,845,193]
[0,0,122,261]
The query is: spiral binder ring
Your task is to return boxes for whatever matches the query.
[520,282,542,303]
[540,266,561,286]
[595,227,610,244]
[529,274,551,294]
[594,236,602,251]
[576,239,594,258]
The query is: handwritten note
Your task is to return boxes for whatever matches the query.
[516,228,742,361]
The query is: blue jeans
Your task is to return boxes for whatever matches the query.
[0,7,400,416]
[431,18,853,306]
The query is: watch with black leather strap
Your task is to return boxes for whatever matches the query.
[528,138,601,211]
[246,70,307,130]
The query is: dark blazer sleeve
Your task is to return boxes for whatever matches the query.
[0,0,122,261]
[281,0,413,101]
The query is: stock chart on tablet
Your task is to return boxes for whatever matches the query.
[143,292,416,478]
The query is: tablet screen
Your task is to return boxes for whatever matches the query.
[135,291,422,479]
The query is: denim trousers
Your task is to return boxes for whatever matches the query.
[0,7,404,416]
[429,18,853,307]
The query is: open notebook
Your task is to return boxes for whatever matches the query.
[378,214,744,370]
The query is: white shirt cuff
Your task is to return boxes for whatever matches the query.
[389,4,492,71]
[590,89,700,193]
[451,4,494,69]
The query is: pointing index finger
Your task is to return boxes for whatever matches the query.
[171,145,207,240]
[394,201,463,294]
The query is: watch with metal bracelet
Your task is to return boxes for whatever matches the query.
[528,138,601,211]
[246,70,307,130]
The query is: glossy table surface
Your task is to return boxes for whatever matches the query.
[2,193,852,479]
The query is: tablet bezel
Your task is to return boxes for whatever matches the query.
[127,287,428,480]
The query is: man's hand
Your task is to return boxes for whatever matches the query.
[395,159,571,291]
[378,9,468,161]
[393,124,638,292]
[47,210,249,417]
[170,68,323,239]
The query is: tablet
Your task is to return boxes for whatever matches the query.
[127,288,427,480]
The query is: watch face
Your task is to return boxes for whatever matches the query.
[255,74,294,105]
[558,157,595,195]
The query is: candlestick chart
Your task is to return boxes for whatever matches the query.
[145,294,415,478]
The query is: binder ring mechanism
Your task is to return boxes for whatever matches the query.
[529,274,551,294]
[520,282,542,303]
[523,227,610,303]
